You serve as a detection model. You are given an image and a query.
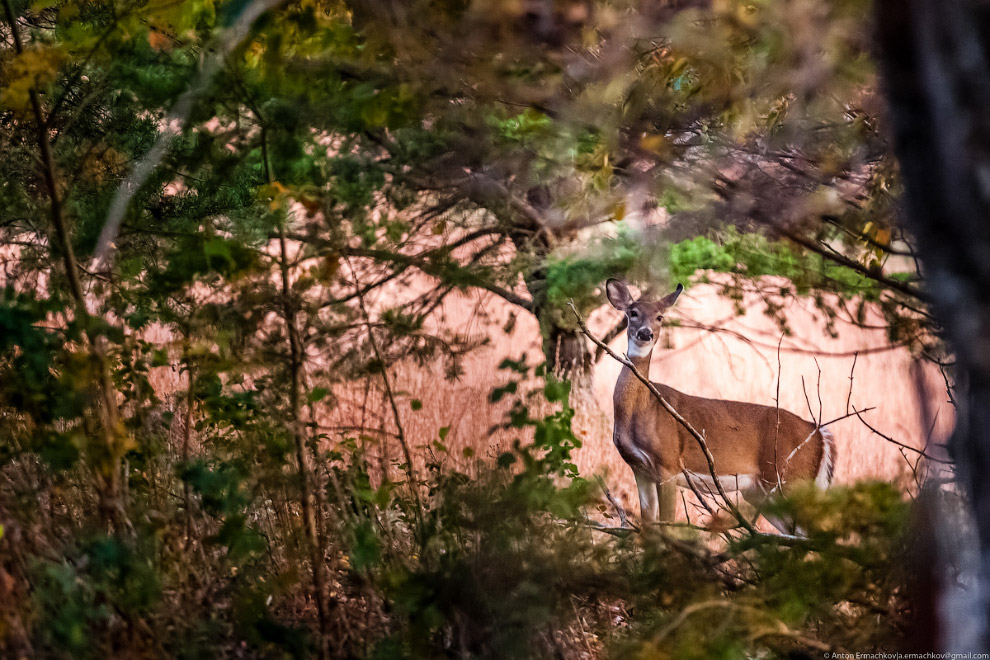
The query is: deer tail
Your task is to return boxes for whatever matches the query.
[815,427,836,489]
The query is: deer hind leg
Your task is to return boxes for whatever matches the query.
[741,486,805,537]
[634,473,659,523]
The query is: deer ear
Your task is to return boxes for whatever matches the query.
[605,278,634,311]
[660,283,684,309]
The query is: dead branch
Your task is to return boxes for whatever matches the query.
[596,475,631,528]
[846,352,858,414]
[851,405,953,465]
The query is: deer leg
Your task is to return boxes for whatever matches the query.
[760,510,797,535]
[634,473,659,523]
[742,487,805,537]
[658,479,677,522]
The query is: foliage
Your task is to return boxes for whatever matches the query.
[668,229,930,346]
[670,230,915,301]
[7,384,924,659]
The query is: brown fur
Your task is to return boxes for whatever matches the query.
[613,370,825,488]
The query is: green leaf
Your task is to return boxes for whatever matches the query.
[350,521,381,572]
[307,387,329,402]
[489,381,517,403]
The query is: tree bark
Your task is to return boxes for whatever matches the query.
[545,324,592,378]
[509,223,594,380]
[875,0,990,649]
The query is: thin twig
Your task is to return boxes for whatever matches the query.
[181,353,196,547]
[820,407,875,428]
[345,257,426,541]
[596,476,630,528]
[774,335,784,492]
[814,358,823,425]
[679,467,720,520]
[851,406,953,464]
[846,352,858,414]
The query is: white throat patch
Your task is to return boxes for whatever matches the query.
[627,338,654,358]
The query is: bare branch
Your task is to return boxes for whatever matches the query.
[771,222,931,303]
[846,352,858,415]
[340,246,534,311]
[851,406,953,465]
[595,476,631,528]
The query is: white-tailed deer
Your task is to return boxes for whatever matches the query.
[604,279,835,533]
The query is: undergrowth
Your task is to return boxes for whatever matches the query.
[0,359,932,660]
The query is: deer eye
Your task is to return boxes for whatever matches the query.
[657,315,663,321]
[628,310,638,319]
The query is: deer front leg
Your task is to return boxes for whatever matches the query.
[634,473,659,523]
[658,479,677,522]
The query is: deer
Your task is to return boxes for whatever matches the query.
[604,279,836,534]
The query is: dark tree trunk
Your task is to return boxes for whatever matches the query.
[875,0,990,649]
[546,324,592,378]
[508,214,594,381]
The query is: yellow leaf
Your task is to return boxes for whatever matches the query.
[611,201,626,221]
[315,255,340,284]
[639,133,671,158]
[0,46,65,113]
[298,194,322,216]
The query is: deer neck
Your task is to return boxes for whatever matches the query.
[614,340,655,415]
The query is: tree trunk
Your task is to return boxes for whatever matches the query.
[875,0,990,649]
[509,222,594,382]
[545,324,592,379]
[525,271,593,381]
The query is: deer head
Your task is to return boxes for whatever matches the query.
[605,279,683,357]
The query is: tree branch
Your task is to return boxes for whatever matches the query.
[771,222,931,303]
[339,246,534,311]
[3,0,128,529]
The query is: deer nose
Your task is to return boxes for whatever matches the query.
[636,327,654,342]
